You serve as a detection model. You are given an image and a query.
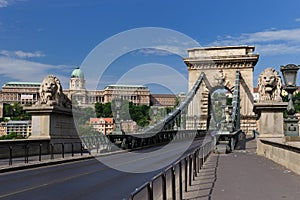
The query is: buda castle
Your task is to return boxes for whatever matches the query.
[0,68,177,117]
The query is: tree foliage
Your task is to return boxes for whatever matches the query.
[95,102,113,118]
[3,103,31,120]
[0,132,24,140]
[94,101,151,127]
[282,93,300,117]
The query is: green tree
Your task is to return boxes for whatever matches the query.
[95,102,103,118]
[103,102,113,117]
[95,102,112,118]
[3,103,31,120]
[0,132,24,140]
[95,101,151,127]
[78,107,96,125]
[282,92,300,118]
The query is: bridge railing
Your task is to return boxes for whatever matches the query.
[128,140,214,200]
[0,141,88,166]
[81,130,206,153]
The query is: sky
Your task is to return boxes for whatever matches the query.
[1,0,300,94]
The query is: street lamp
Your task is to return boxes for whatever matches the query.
[112,97,124,135]
[194,115,197,129]
[280,64,300,136]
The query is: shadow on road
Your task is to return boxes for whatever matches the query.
[183,154,219,200]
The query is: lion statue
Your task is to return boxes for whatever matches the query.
[36,75,72,108]
[258,68,282,102]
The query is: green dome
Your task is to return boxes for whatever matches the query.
[71,67,84,79]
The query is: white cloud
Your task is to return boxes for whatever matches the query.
[255,44,300,55]
[0,0,26,8]
[132,46,188,56]
[0,0,11,7]
[210,28,300,56]
[0,50,45,58]
[295,18,300,22]
[0,56,70,88]
[132,48,173,56]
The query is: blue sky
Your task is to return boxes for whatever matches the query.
[1,0,300,93]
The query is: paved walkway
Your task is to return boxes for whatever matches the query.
[184,138,300,200]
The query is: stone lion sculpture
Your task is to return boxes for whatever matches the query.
[36,75,72,108]
[258,68,282,102]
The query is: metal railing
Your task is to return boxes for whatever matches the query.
[128,140,214,200]
[0,141,87,166]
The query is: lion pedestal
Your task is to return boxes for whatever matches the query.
[25,106,79,140]
[24,75,81,152]
[254,103,288,138]
[254,68,288,138]
[25,106,81,152]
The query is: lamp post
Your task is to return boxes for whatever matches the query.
[280,64,300,136]
[194,115,197,129]
[112,97,124,135]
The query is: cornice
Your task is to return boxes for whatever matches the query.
[184,55,259,70]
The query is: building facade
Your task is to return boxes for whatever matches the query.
[0,82,40,117]
[5,120,32,138]
[90,118,114,135]
[0,67,151,117]
[150,94,177,107]
[121,120,138,133]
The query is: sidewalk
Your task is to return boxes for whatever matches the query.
[184,138,300,200]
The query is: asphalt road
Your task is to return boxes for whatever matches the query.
[0,138,208,200]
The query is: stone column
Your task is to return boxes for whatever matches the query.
[253,103,287,138]
[25,106,81,149]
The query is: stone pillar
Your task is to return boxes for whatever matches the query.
[25,106,81,147]
[253,103,287,138]
[183,46,259,133]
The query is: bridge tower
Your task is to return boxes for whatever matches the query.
[183,46,259,134]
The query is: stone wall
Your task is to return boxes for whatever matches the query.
[257,138,300,175]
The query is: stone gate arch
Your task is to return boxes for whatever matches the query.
[183,46,259,134]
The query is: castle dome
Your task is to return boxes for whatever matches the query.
[71,67,84,79]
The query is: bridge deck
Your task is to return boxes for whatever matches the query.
[184,137,300,200]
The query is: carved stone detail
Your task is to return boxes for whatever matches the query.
[36,75,72,108]
[257,68,282,102]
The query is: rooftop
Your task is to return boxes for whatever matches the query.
[71,67,84,79]
[3,82,41,87]
[105,84,148,89]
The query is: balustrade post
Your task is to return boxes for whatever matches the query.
[171,167,176,200]
[39,144,42,161]
[9,146,12,165]
[179,161,183,200]
[184,158,188,192]
[62,143,65,158]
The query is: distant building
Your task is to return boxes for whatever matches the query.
[0,82,40,105]
[0,122,7,136]
[102,85,150,106]
[6,120,31,138]
[150,94,177,107]
[253,87,259,103]
[0,67,151,117]
[121,120,138,133]
[0,82,40,117]
[90,118,114,135]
